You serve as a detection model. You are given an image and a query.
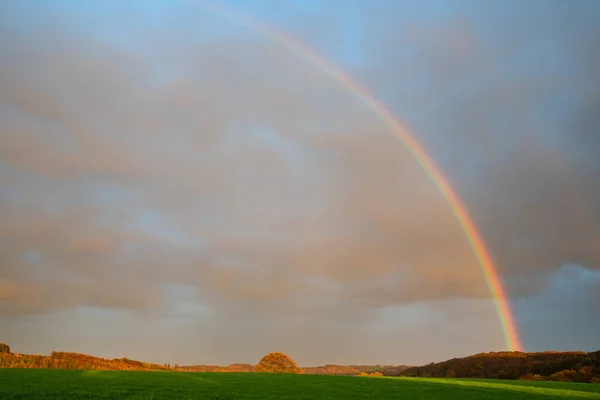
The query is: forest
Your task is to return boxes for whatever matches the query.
[399,350,600,383]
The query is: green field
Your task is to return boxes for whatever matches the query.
[1,369,599,399]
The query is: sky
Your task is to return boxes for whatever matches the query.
[1,0,599,367]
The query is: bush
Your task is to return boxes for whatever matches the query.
[253,352,302,374]
[519,373,543,381]
[0,343,10,354]
[549,369,578,382]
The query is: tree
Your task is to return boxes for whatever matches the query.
[253,352,302,374]
[0,343,10,354]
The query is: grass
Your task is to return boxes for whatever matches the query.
[0,369,599,399]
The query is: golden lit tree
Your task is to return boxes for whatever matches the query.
[0,343,10,354]
[253,352,302,374]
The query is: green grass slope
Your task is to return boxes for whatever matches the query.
[1,369,599,399]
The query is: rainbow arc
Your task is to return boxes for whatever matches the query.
[186,0,522,351]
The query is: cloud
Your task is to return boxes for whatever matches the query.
[515,264,600,352]
[355,3,600,283]
[1,0,599,362]
[0,5,491,319]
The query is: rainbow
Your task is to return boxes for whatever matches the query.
[186,0,522,351]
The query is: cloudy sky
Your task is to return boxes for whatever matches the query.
[1,0,599,366]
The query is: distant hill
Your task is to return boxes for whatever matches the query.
[0,342,407,375]
[399,350,600,383]
[177,364,254,373]
[301,364,411,376]
[0,348,171,371]
[9,342,598,383]
[128,363,411,376]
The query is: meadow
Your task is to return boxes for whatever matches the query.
[1,369,599,399]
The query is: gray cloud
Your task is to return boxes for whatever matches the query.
[515,264,600,352]
[356,4,600,282]
[0,10,488,316]
[1,0,599,363]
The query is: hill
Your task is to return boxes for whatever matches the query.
[399,350,600,383]
[177,364,254,373]
[0,348,172,371]
[5,341,598,383]
[0,342,407,375]
[300,364,411,376]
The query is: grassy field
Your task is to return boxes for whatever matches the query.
[1,369,599,399]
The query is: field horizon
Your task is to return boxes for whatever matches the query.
[2,342,600,383]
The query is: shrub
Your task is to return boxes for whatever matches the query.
[550,369,577,382]
[0,343,10,354]
[253,352,302,374]
[519,373,543,381]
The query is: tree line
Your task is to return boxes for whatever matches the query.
[399,350,600,383]
[0,343,406,375]
[5,342,597,382]
[0,343,170,371]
